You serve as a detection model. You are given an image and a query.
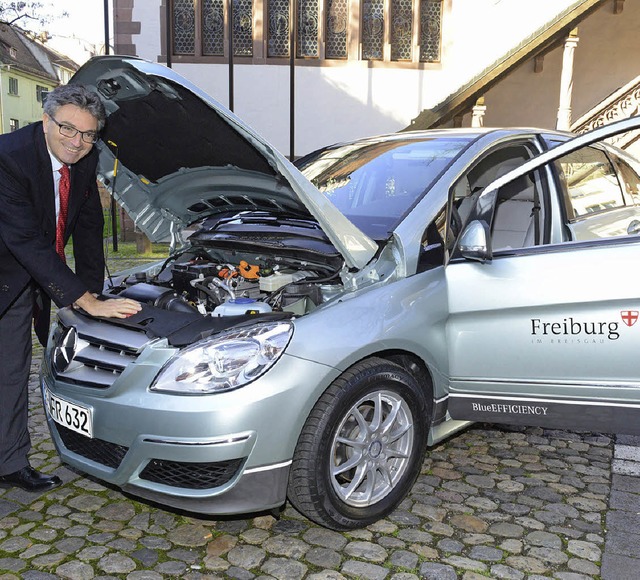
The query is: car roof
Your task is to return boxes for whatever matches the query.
[298,126,574,158]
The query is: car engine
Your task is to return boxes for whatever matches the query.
[103,250,342,318]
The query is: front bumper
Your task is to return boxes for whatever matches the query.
[41,312,338,515]
[45,406,290,514]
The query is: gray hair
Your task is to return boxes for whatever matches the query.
[43,84,106,131]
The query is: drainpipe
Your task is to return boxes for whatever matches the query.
[166,0,172,67]
[289,0,296,160]
[104,0,118,251]
[0,73,4,134]
[228,0,234,111]
[103,0,110,55]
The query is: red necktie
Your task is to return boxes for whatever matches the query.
[56,164,70,262]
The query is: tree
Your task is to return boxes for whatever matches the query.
[0,1,67,28]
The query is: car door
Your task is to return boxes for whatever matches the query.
[444,116,640,435]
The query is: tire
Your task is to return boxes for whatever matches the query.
[287,357,430,530]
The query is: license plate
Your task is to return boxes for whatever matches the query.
[44,388,93,438]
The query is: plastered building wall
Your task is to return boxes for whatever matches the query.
[475,1,640,130]
[120,0,633,155]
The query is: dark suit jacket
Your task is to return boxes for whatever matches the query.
[0,122,105,344]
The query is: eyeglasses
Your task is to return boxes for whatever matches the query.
[49,115,99,144]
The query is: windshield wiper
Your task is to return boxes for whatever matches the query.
[209,211,320,230]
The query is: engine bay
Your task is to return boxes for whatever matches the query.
[103,247,344,319]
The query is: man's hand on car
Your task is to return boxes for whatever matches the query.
[74,292,142,318]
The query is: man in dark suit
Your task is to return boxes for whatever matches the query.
[0,84,141,492]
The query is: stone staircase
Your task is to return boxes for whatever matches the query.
[571,74,640,150]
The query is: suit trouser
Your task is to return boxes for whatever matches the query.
[0,284,33,475]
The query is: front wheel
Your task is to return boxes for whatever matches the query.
[287,357,430,530]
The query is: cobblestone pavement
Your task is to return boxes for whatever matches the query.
[601,434,640,579]
[1,359,638,579]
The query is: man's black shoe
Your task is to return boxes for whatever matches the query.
[0,466,62,492]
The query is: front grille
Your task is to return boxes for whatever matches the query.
[51,309,153,388]
[56,424,129,469]
[139,458,244,489]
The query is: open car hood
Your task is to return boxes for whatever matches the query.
[70,56,378,270]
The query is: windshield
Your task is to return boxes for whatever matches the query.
[297,136,473,239]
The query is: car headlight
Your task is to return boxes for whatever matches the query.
[151,321,293,394]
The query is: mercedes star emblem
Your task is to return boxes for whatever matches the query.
[53,326,78,374]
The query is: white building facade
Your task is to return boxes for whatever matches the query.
[113,0,640,157]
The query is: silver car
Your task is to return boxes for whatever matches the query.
[41,55,640,530]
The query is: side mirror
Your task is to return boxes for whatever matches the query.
[458,220,492,262]
[628,219,640,235]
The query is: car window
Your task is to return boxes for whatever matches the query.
[490,167,545,251]
[554,147,624,219]
[449,145,542,251]
[418,206,447,272]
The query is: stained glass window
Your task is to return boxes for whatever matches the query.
[362,0,384,60]
[268,0,290,57]
[202,0,224,55]
[325,0,348,59]
[298,0,319,57]
[173,0,195,55]
[420,0,442,62]
[391,0,412,61]
[169,0,443,64]
[234,0,253,56]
